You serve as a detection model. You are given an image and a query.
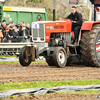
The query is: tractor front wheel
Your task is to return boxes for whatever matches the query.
[19,46,31,66]
[53,47,67,68]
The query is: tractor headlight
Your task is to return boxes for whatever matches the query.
[46,26,49,29]
[50,26,54,29]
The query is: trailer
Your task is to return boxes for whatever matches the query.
[0,5,48,25]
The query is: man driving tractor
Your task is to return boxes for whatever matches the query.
[65,6,83,45]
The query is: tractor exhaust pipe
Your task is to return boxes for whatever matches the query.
[53,9,55,21]
[53,0,56,21]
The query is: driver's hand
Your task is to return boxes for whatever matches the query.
[72,21,76,23]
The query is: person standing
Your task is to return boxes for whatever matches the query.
[18,21,24,36]
[65,6,83,44]
[9,26,14,42]
[26,23,31,42]
[2,27,9,43]
[21,23,29,42]
[13,27,19,42]
[0,26,3,42]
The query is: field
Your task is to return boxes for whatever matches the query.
[0,62,100,100]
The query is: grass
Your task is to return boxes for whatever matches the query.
[0,79,100,92]
[0,60,46,64]
[0,55,46,64]
[0,61,19,64]
[59,90,100,95]
[0,55,16,58]
[1,79,100,99]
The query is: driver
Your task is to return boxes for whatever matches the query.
[65,6,83,44]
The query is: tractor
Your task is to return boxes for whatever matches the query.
[19,0,100,67]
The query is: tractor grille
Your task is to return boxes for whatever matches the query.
[33,29,38,37]
[39,24,44,37]
[32,22,45,42]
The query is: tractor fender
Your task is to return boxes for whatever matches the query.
[81,21,100,31]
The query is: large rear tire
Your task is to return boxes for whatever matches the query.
[53,47,67,68]
[19,46,31,66]
[80,24,100,67]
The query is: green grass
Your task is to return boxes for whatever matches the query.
[1,79,100,99]
[0,79,100,92]
[0,55,16,58]
[0,60,46,64]
[59,90,100,95]
[0,61,19,64]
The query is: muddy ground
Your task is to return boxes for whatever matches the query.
[1,93,98,100]
[0,63,100,83]
[0,62,100,100]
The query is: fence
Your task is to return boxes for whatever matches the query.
[0,42,33,55]
[2,36,32,43]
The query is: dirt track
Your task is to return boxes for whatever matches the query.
[0,62,100,83]
[3,93,98,100]
[0,62,100,100]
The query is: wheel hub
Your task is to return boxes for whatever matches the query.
[58,51,65,64]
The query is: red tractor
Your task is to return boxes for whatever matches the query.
[19,19,100,67]
[19,0,100,67]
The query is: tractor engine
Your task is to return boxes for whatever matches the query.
[49,33,70,47]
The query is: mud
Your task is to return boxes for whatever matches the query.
[0,93,98,100]
[0,63,100,83]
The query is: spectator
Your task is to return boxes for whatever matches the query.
[0,26,3,42]
[9,26,14,42]
[6,23,9,28]
[17,24,21,33]
[26,23,31,40]
[2,20,6,34]
[13,27,19,42]
[8,18,13,24]
[19,21,24,36]
[21,23,29,42]
[8,18,14,27]
[2,27,9,43]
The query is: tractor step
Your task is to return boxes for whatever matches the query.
[67,44,79,47]
[67,44,79,56]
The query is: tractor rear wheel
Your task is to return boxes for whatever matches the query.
[53,47,67,68]
[80,24,100,67]
[19,46,31,66]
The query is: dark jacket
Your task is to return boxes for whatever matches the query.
[13,31,19,42]
[65,11,83,29]
[3,31,9,38]
[13,31,19,38]
[9,29,14,36]
[25,27,31,38]
[18,26,23,36]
